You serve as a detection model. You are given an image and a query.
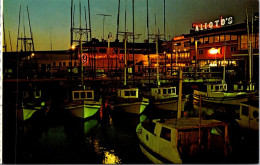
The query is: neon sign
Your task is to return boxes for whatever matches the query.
[192,16,233,32]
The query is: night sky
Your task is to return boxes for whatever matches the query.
[3,0,259,51]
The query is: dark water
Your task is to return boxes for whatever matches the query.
[3,82,259,164]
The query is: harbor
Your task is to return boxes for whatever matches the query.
[2,0,259,164]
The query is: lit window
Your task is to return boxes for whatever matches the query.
[225,35,231,41]
[214,36,219,42]
[231,35,238,41]
[220,35,225,42]
[204,37,209,43]
[209,36,214,43]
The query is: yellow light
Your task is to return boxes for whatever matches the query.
[31,53,35,57]
[209,48,218,54]
[71,45,75,50]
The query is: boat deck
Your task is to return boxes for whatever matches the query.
[154,118,227,130]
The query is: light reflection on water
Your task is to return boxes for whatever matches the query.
[16,109,150,164]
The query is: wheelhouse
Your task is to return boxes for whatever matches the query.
[72,90,94,100]
[117,88,139,99]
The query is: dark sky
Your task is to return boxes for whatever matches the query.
[4,0,259,51]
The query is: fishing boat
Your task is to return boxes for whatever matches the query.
[65,89,102,119]
[136,118,231,164]
[109,87,149,114]
[150,86,187,111]
[193,83,256,116]
[17,89,50,121]
[235,100,259,131]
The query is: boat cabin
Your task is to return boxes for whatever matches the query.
[151,87,177,100]
[234,83,255,91]
[117,88,139,99]
[206,83,227,93]
[72,90,94,101]
[138,118,230,163]
[236,100,259,131]
[23,89,41,99]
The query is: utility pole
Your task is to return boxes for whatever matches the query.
[97,14,111,41]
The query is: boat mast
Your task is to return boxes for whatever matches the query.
[147,0,150,85]
[79,1,84,88]
[177,68,183,119]
[27,6,35,52]
[163,0,166,41]
[132,0,135,85]
[116,0,120,41]
[246,6,252,90]
[9,31,13,52]
[156,30,160,86]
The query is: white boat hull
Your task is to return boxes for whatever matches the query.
[66,102,101,119]
[112,98,149,114]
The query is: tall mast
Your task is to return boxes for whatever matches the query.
[246,5,252,90]
[116,0,121,41]
[132,0,135,85]
[79,1,84,87]
[88,0,92,40]
[147,0,150,85]
[27,6,35,52]
[164,0,166,41]
[3,16,7,52]
[16,5,21,52]
[9,31,13,52]
[71,0,73,47]
[84,6,88,41]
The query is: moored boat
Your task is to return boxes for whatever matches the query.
[65,89,102,119]
[136,118,231,163]
[193,83,256,116]
[17,89,50,121]
[150,86,188,111]
[109,88,149,115]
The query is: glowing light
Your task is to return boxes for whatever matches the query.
[209,48,218,54]
[71,45,75,50]
[31,53,35,57]
[103,151,121,164]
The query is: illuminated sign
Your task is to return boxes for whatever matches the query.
[192,16,233,31]
[173,36,184,41]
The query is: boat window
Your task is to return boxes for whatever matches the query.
[81,92,86,99]
[168,89,171,94]
[87,92,93,98]
[142,121,156,134]
[125,91,130,96]
[253,111,258,118]
[74,92,80,99]
[131,91,136,96]
[160,127,171,141]
[215,86,219,90]
[242,106,249,116]
[158,89,161,94]
[163,89,167,94]
[172,88,176,94]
